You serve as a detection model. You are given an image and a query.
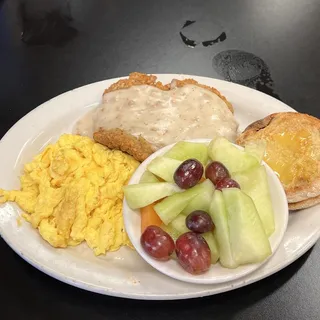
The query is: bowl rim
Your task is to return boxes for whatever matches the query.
[122,138,289,284]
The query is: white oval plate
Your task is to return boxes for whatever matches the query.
[123,139,289,284]
[0,74,319,300]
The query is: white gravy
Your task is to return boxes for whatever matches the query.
[73,84,239,148]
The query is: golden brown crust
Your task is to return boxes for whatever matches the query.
[237,112,320,209]
[289,194,320,210]
[103,72,170,94]
[238,112,320,144]
[237,113,276,142]
[93,128,154,162]
[103,72,233,113]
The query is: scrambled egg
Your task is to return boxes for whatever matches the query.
[0,134,139,255]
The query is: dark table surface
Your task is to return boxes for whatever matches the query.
[1,0,320,319]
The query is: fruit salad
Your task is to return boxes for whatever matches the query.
[123,138,275,275]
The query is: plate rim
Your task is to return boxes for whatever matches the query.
[0,74,319,300]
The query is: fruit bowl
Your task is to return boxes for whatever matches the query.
[122,139,289,284]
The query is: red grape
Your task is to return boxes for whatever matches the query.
[205,161,230,185]
[141,226,175,261]
[175,232,211,274]
[174,159,204,189]
[186,210,214,233]
[215,177,240,190]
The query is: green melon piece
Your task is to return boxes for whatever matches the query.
[164,141,209,165]
[147,157,182,182]
[170,214,189,234]
[154,180,212,225]
[222,188,272,265]
[161,223,181,241]
[181,180,215,215]
[233,165,275,237]
[209,190,238,269]
[244,140,267,163]
[208,137,259,173]
[139,171,160,183]
[202,232,220,264]
[123,182,181,209]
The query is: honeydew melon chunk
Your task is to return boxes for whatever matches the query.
[244,140,267,163]
[161,223,181,241]
[222,188,272,265]
[209,190,238,268]
[123,182,181,209]
[208,137,259,173]
[160,224,179,260]
[139,171,160,183]
[163,141,209,165]
[170,214,189,234]
[202,231,220,264]
[147,157,182,182]
[181,179,215,215]
[233,165,275,237]
[154,179,212,225]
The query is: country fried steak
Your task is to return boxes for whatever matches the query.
[91,72,235,161]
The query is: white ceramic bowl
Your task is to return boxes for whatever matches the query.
[123,139,289,285]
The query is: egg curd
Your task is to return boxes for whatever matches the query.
[0,134,139,255]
